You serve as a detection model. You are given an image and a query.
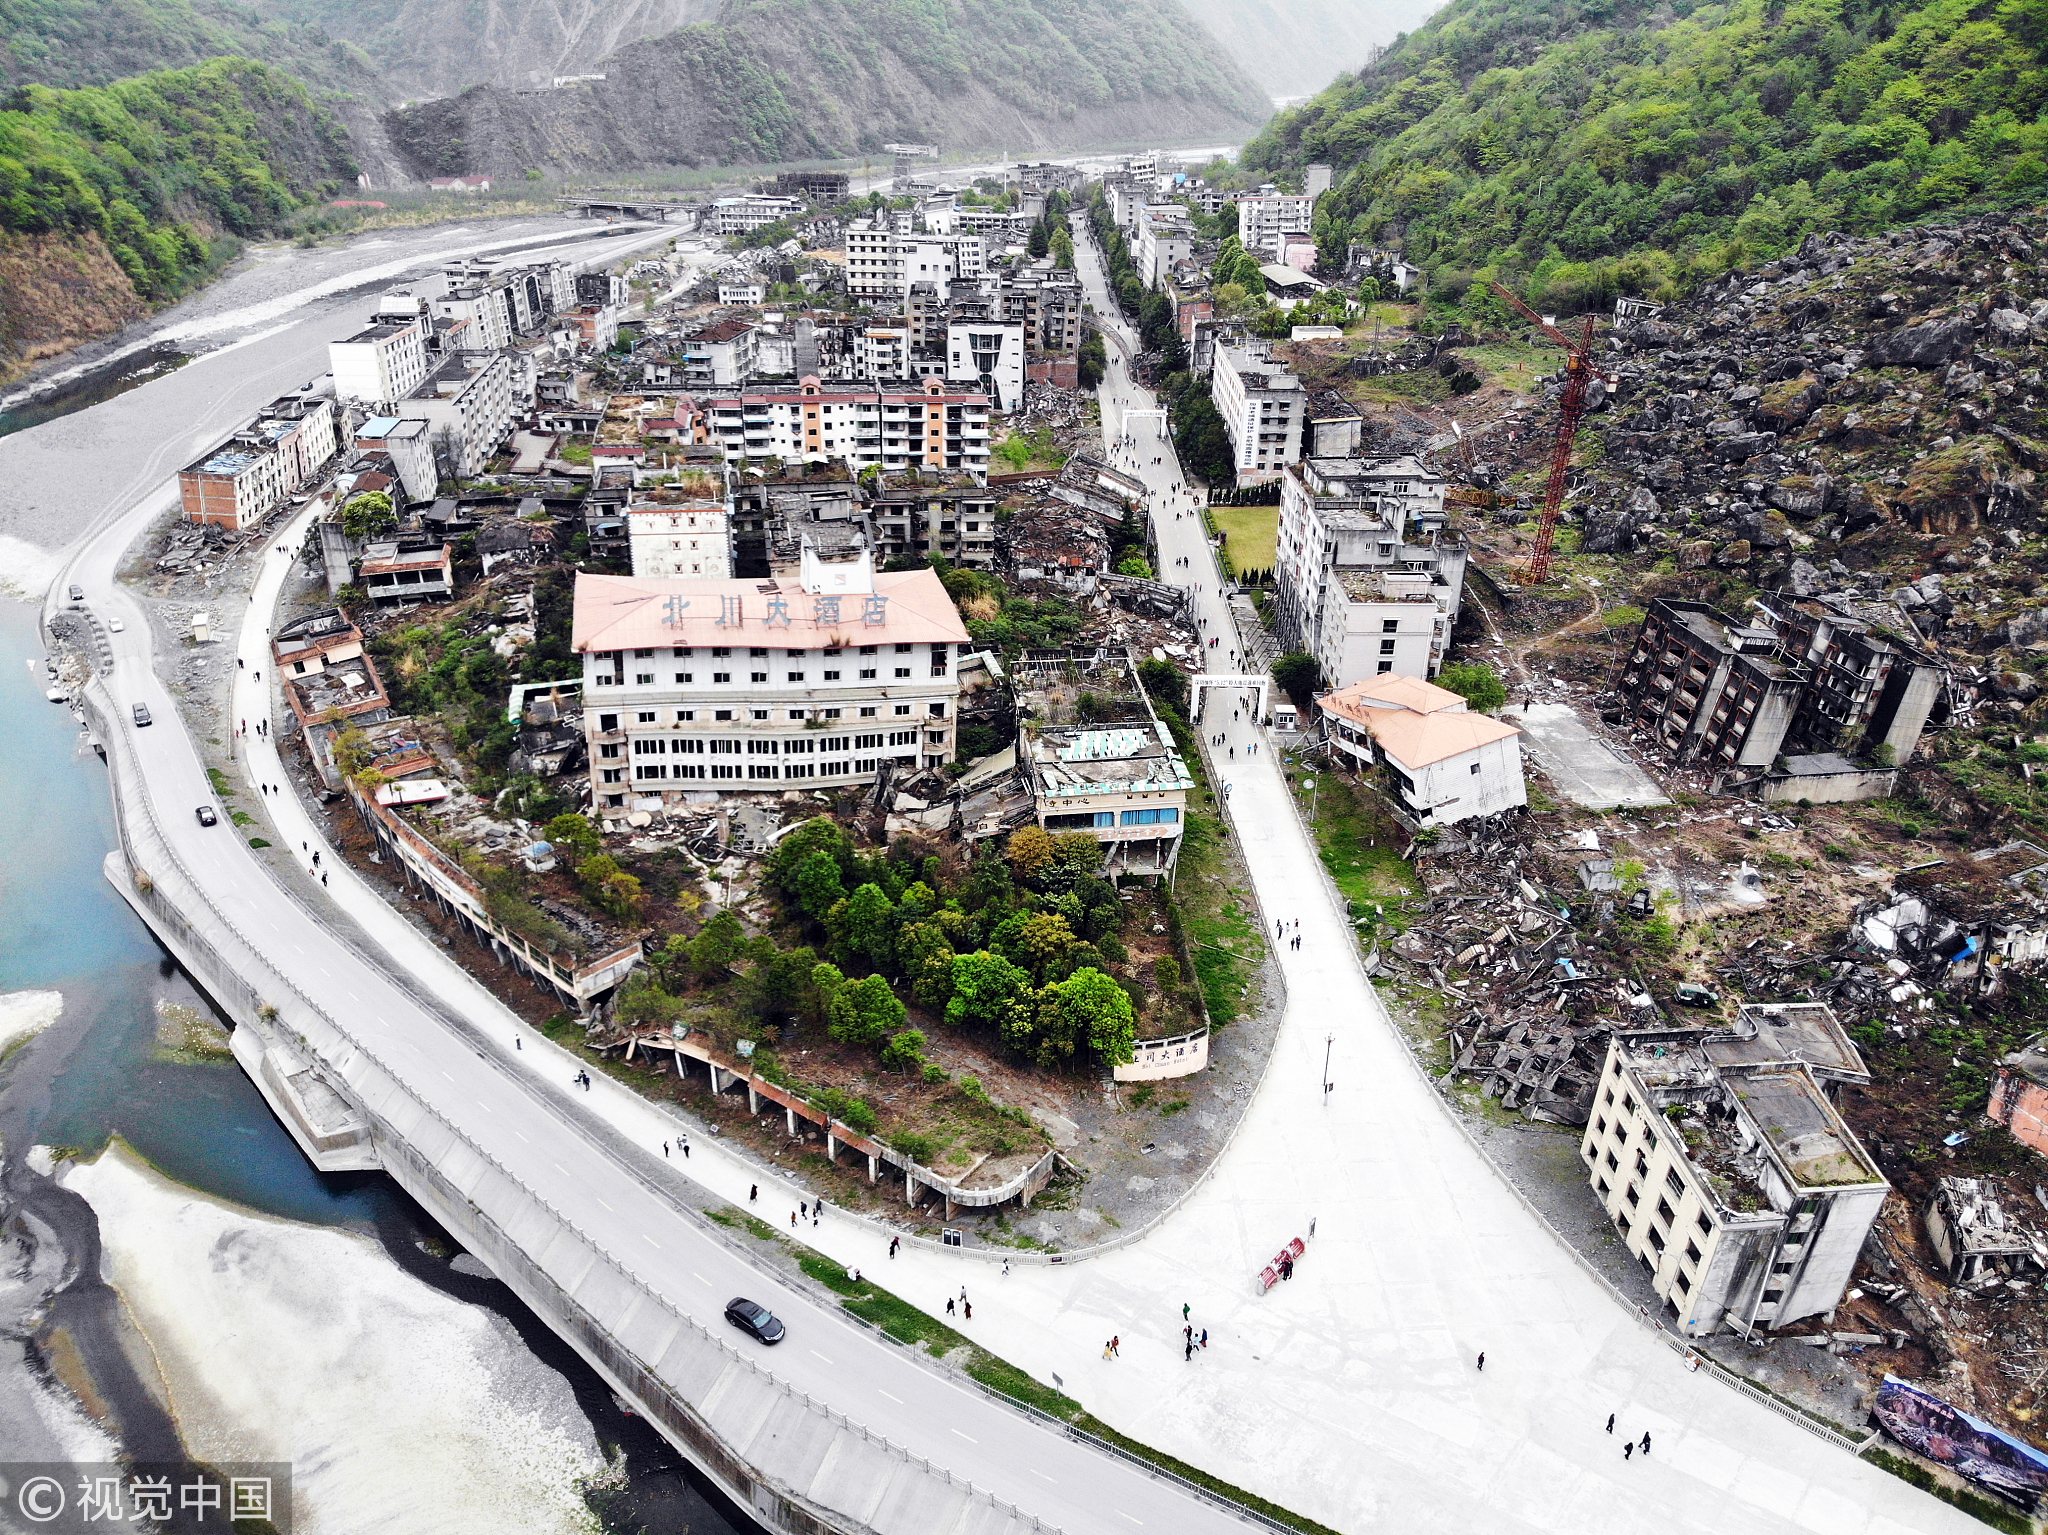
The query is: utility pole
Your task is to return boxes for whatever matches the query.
[1322,1033,1334,1100]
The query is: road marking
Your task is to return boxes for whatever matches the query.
[597,1198,614,1211]
[694,1273,712,1286]
[643,1234,661,1249]
[513,1129,529,1142]
[440,1070,454,1082]
[810,1350,833,1364]
[1117,1514,1142,1526]
[1031,1470,1057,1484]
[951,1430,976,1444]
[554,1163,570,1174]
[878,1390,902,1404]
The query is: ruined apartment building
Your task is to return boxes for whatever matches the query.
[1616,596,1943,779]
[1581,1003,1887,1337]
[572,551,969,811]
[1019,678,1193,880]
[1274,451,1465,688]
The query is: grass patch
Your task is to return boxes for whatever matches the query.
[1866,1449,2031,1533]
[708,1205,784,1243]
[229,810,255,827]
[206,767,234,798]
[1127,1084,1156,1109]
[247,838,270,849]
[1073,1413,1342,1535]
[1176,810,1264,1025]
[1209,505,1278,579]
[1293,770,1420,939]
[1349,369,1451,408]
[1159,1097,1190,1116]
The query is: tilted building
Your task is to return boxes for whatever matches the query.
[1317,673,1523,831]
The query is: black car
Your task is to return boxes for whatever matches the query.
[195,805,218,827]
[724,1297,785,1344]
[131,703,152,727]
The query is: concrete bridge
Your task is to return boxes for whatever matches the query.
[559,195,700,222]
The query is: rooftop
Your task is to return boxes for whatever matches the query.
[1707,1001,1870,1083]
[571,566,970,651]
[1024,722,1194,799]
[1318,674,1521,771]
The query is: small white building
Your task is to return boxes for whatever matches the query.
[946,320,1025,412]
[1210,338,1304,486]
[1317,673,1524,830]
[719,281,767,306]
[627,473,732,581]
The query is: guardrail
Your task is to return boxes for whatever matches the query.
[82,678,1065,1534]
[1270,769,1879,1458]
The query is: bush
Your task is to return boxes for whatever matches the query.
[880,1028,928,1073]
[842,1097,878,1136]
[888,1131,936,1163]
[1435,662,1507,713]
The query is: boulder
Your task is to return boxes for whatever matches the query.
[1679,540,1716,570]
[1645,456,1686,491]
[1988,308,2033,342]
[2005,607,2048,652]
[1753,376,1828,432]
[1714,432,1779,462]
[1873,314,1976,369]
[1766,476,1833,518]
[1712,538,1754,568]
[1989,668,2042,703]
[1786,557,1825,597]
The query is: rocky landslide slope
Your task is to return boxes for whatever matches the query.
[1559,209,2048,823]
[382,0,1271,178]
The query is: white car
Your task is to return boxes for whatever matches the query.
[108,616,124,632]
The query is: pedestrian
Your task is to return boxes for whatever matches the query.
[1624,1442,1633,1461]
[749,1184,758,1202]
[790,1210,798,1227]
[238,658,245,669]
[1002,1258,1010,1277]
[946,1297,956,1316]
[1476,1352,1486,1371]
[682,1138,689,1158]
[302,842,308,852]
[1110,1335,1120,1356]
[1605,1414,1615,1435]
[963,1300,971,1320]
[1104,1340,1115,1360]
[1184,1324,1192,1342]
[1184,1338,1194,1361]
[1200,1328,1208,1349]
[800,1200,808,1218]
[889,1236,899,1258]
[312,851,320,866]
[515,1037,521,1050]
[663,1140,670,1157]
[961,1286,969,1304]
[812,1209,818,1226]
[321,871,328,886]
[1639,1432,1651,1456]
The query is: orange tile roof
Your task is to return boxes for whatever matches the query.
[1319,675,1521,770]
[572,568,971,651]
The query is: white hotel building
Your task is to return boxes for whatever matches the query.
[573,555,970,811]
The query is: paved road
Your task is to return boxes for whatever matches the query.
[43,239,1248,1535]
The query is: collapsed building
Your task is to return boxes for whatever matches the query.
[1858,841,2048,990]
[1580,1005,1888,1338]
[1924,1177,2048,1290]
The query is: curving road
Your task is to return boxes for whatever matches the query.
[29,206,1969,1535]
[43,233,1250,1534]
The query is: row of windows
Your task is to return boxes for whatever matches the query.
[1043,808,1182,830]
[631,757,905,782]
[611,643,960,660]
[607,704,940,729]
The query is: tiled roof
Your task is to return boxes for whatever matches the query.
[572,568,969,651]
[1319,675,1521,770]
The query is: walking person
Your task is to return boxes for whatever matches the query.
[889,1236,899,1258]
[749,1184,759,1203]
[663,1141,670,1157]
[514,1037,521,1050]
[1110,1335,1120,1356]
[1605,1414,1615,1435]
[681,1137,689,1158]
[1476,1352,1486,1371]
[963,1300,971,1320]
[1624,1442,1634,1461]
[1639,1432,1651,1456]
[1200,1328,1208,1349]
[946,1297,956,1316]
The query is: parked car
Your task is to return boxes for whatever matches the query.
[68,584,84,603]
[195,805,217,827]
[108,616,124,632]
[131,703,152,727]
[724,1297,785,1344]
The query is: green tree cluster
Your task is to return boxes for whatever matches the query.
[1241,0,2048,308]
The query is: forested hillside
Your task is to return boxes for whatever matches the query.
[385,0,1273,176]
[0,0,374,93]
[1245,0,2048,311]
[0,57,357,381]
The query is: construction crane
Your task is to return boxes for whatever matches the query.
[1489,280,1613,586]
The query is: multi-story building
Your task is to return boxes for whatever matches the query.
[353,417,439,504]
[329,310,429,412]
[1614,597,1943,778]
[1211,338,1305,485]
[765,170,850,203]
[680,319,759,391]
[867,470,1000,568]
[430,259,575,352]
[576,271,629,308]
[1236,188,1318,259]
[1580,1007,1886,1338]
[702,376,991,475]
[178,394,341,530]
[946,320,1025,412]
[844,218,900,302]
[1001,271,1082,355]
[841,219,984,303]
[1317,673,1523,830]
[1134,204,1194,286]
[571,554,970,809]
[402,350,517,480]
[1275,454,1464,686]
[851,325,913,382]
[1018,656,1193,882]
[625,469,732,580]
[718,281,767,306]
[358,539,454,606]
[707,195,803,235]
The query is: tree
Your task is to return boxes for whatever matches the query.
[1137,657,1189,714]
[1006,824,1057,878]
[880,1028,928,1073]
[828,974,905,1047]
[899,922,955,1005]
[808,961,846,1025]
[543,812,601,863]
[1050,833,1105,879]
[1050,225,1074,269]
[1027,219,1051,258]
[945,949,1033,1035]
[1032,967,1136,1069]
[752,944,817,1019]
[1273,651,1322,711]
[614,971,683,1029]
[792,849,848,921]
[769,817,848,892]
[1436,662,1507,713]
[341,490,396,541]
[996,911,1077,981]
[1116,552,1154,578]
[836,882,898,972]
[688,908,749,981]
[575,854,645,918]
[1077,331,1107,390]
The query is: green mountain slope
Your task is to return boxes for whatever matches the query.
[1245,0,2048,300]
[0,0,373,93]
[0,56,357,381]
[384,0,1273,176]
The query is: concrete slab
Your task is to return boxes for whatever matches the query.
[1510,702,1671,810]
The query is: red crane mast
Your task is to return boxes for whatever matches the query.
[1489,281,1613,586]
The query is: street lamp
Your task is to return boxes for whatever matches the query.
[1322,1032,1334,1099]
[1303,775,1318,823]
